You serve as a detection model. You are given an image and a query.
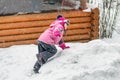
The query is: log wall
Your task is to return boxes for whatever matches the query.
[0,8,99,48]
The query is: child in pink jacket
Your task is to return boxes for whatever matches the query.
[33,15,70,73]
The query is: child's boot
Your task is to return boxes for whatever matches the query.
[33,61,41,73]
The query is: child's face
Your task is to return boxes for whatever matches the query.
[64,23,68,30]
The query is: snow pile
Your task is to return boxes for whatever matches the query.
[0,1,120,80]
[0,39,120,80]
[87,3,98,9]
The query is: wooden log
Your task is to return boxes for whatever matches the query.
[0,10,91,24]
[91,31,99,37]
[92,8,99,14]
[91,26,99,32]
[0,22,91,37]
[91,36,99,40]
[0,30,91,43]
[70,17,91,23]
[91,8,99,40]
[0,40,37,48]
[68,23,91,30]
[67,39,90,43]
[0,34,90,47]
[91,8,99,35]
[0,20,52,30]
[63,34,90,41]
[0,27,48,36]
[91,20,99,26]
[0,26,91,37]
[66,28,91,36]
[0,33,40,43]
[0,17,91,30]
[0,38,90,48]
[91,14,99,20]
[61,10,91,18]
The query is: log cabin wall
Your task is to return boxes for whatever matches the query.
[0,8,99,48]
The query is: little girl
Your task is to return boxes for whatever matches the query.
[33,15,70,73]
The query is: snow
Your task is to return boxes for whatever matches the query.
[1,1,120,80]
[0,36,120,80]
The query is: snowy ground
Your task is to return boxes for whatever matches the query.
[1,1,120,80]
[0,35,120,80]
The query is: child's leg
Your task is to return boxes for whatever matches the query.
[33,41,57,73]
[33,55,45,73]
[40,43,57,62]
[33,41,46,73]
[38,41,45,53]
[33,61,41,73]
[36,41,57,63]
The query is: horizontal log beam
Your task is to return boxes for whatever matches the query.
[0,29,91,42]
[0,20,52,30]
[0,27,91,36]
[0,40,37,48]
[0,38,90,48]
[0,34,90,47]
[0,27,48,36]
[0,10,91,24]
[66,28,91,36]
[0,17,91,30]
[68,23,91,29]
[0,33,39,43]
[70,17,91,23]
[68,40,90,43]
[63,34,90,41]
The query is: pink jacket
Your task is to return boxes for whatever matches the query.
[38,20,65,45]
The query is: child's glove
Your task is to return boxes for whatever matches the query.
[59,43,70,50]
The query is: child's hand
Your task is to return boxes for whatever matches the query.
[59,43,70,50]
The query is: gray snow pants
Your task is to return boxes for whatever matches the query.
[38,41,57,62]
[33,41,57,70]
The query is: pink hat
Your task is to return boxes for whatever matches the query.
[57,17,66,20]
[56,15,65,26]
[50,15,70,28]
[58,18,70,27]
